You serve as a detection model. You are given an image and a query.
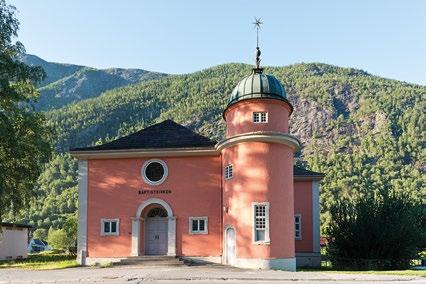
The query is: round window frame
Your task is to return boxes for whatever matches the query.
[141,159,168,186]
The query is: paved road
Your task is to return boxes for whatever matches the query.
[0,264,424,283]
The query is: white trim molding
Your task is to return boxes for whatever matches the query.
[141,159,168,186]
[70,132,301,160]
[136,198,173,217]
[188,217,208,235]
[77,160,88,265]
[132,198,176,257]
[70,147,218,159]
[252,202,270,244]
[312,181,320,253]
[100,218,120,236]
[216,132,301,152]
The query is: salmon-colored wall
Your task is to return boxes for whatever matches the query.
[224,99,291,137]
[86,155,222,258]
[222,141,295,259]
[294,180,313,252]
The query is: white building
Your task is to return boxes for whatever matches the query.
[0,223,32,260]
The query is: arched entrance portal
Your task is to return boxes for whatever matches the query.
[144,207,168,255]
[131,198,176,256]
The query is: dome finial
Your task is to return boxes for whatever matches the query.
[253,17,263,71]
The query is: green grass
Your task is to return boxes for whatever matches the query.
[0,250,79,270]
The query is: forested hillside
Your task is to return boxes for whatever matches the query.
[6,62,425,232]
[21,54,167,110]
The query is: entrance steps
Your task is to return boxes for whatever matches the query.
[117,256,186,266]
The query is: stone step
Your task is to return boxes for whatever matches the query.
[117,256,185,266]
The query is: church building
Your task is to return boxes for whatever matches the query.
[70,47,323,271]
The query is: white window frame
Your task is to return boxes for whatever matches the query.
[252,202,270,244]
[295,214,302,240]
[141,159,168,186]
[189,217,208,235]
[253,112,268,123]
[101,218,120,236]
[224,164,233,180]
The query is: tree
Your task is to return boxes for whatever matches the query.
[63,215,77,252]
[32,228,48,241]
[0,0,51,223]
[327,190,425,270]
[47,228,69,251]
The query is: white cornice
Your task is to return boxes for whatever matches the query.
[69,148,219,159]
[216,132,301,152]
[70,132,301,159]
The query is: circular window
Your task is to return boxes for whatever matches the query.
[142,159,168,185]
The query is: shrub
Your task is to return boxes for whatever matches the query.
[33,228,48,241]
[47,228,68,251]
[327,190,425,270]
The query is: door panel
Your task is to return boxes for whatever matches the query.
[225,227,236,265]
[145,217,168,255]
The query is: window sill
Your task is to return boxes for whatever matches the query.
[189,231,208,235]
[101,233,119,236]
[252,241,270,245]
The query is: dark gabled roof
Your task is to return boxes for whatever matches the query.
[70,120,217,152]
[1,222,33,229]
[294,165,324,178]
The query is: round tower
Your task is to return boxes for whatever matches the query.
[219,53,300,270]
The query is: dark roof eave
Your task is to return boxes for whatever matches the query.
[294,174,325,181]
[70,145,217,153]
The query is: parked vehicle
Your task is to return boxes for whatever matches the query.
[27,239,51,253]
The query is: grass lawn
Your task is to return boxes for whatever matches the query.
[299,267,426,277]
[0,250,79,270]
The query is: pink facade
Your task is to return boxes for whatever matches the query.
[222,142,295,259]
[86,156,222,258]
[224,99,292,137]
[71,67,323,270]
[294,181,314,252]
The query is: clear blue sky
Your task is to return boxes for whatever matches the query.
[9,0,426,85]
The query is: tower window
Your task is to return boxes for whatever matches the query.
[253,112,268,123]
[253,202,270,243]
[295,214,302,240]
[224,164,233,180]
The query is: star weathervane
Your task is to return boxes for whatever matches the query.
[253,17,263,69]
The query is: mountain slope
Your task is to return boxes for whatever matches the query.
[8,62,424,232]
[21,54,167,110]
[21,54,85,87]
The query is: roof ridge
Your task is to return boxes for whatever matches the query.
[70,119,217,152]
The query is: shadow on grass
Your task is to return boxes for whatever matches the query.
[0,250,80,270]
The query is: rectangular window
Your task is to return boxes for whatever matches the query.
[189,217,208,234]
[224,164,233,180]
[101,219,119,236]
[253,202,270,243]
[295,214,302,240]
[253,112,268,123]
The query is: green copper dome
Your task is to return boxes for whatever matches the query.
[228,68,288,107]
